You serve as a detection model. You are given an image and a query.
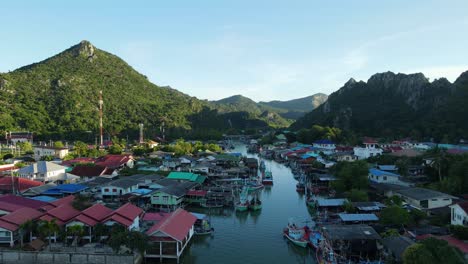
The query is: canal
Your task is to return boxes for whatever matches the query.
[169,143,317,264]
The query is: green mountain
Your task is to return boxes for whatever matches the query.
[291,71,468,142]
[259,93,328,119]
[211,93,328,124]
[0,41,283,140]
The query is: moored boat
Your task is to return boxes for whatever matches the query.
[283,218,310,248]
[191,212,215,235]
[262,170,273,185]
[249,196,262,211]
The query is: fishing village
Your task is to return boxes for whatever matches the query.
[0,131,467,264]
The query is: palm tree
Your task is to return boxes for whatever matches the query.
[93,223,108,242]
[67,225,84,249]
[38,220,59,247]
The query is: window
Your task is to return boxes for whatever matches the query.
[383,176,387,181]
[104,188,109,192]
[113,188,117,192]
[162,196,169,203]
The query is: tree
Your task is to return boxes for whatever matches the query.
[108,229,128,253]
[18,219,35,248]
[420,238,465,264]
[451,225,468,240]
[403,244,436,264]
[37,220,59,246]
[331,161,369,193]
[17,141,33,152]
[2,153,14,160]
[73,141,88,157]
[93,223,109,241]
[54,141,65,148]
[381,228,399,238]
[409,209,426,226]
[108,144,123,155]
[347,189,369,202]
[380,206,410,226]
[72,194,92,210]
[384,195,404,206]
[67,224,84,247]
[127,231,150,254]
[342,201,356,213]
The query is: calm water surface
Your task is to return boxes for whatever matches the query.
[162,144,316,264]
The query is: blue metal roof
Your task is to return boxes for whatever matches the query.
[29,196,57,202]
[190,212,207,220]
[132,188,152,195]
[316,198,347,207]
[369,168,400,178]
[338,213,379,222]
[42,184,88,195]
[314,139,335,144]
[377,165,398,171]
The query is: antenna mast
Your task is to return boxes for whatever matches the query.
[99,90,104,148]
[139,123,144,144]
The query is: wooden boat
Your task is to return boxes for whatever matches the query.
[283,218,310,248]
[259,160,266,172]
[236,187,250,212]
[191,212,215,235]
[235,201,249,212]
[249,196,262,211]
[262,170,273,185]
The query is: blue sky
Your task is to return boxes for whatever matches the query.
[1,0,468,101]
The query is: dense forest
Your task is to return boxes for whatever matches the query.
[291,71,468,143]
[0,41,298,141]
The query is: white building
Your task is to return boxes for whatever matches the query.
[354,139,383,160]
[33,146,69,160]
[17,161,67,182]
[368,168,401,184]
[450,202,468,226]
[395,187,457,210]
[313,139,336,151]
[5,131,33,145]
[100,178,140,198]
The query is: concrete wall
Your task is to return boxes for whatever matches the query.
[0,251,135,264]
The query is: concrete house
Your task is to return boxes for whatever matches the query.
[354,138,383,160]
[368,168,402,185]
[450,202,468,226]
[395,187,457,210]
[101,178,140,199]
[33,146,69,160]
[18,161,67,182]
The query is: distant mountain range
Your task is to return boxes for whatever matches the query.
[211,93,328,121]
[0,40,326,140]
[291,71,468,142]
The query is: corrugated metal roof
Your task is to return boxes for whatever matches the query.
[369,168,400,177]
[338,213,379,222]
[316,198,347,207]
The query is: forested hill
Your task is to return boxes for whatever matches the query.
[0,41,284,140]
[291,71,468,142]
[211,93,328,122]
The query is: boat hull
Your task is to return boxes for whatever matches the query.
[235,205,249,212]
[283,232,309,248]
[249,204,262,211]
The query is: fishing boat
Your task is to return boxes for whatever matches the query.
[296,174,306,192]
[283,218,310,248]
[191,212,215,235]
[200,199,224,208]
[259,160,266,172]
[262,170,273,185]
[249,195,262,211]
[245,179,264,192]
[235,187,250,212]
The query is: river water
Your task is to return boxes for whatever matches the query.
[166,143,316,264]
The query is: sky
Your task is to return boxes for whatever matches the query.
[1,1,468,102]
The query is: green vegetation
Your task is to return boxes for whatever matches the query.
[292,71,468,143]
[380,206,410,226]
[258,93,328,119]
[296,125,343,144]
[331,161,369,194]
[0,40,289,141]
[159,139,222,156]
[403,237,465,264]
[450,225,468,240]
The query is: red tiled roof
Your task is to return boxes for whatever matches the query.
[455,201,468,214]
[61,157,96,167]
[39,214,65,226]
[110,203,143,221]
[104,214,133,227]
[146,208,196,241]
[0,177,43,192]
[50,195,75,207]
[0,207,43,230]
[73,214,98,226]
[43,205,80,223]
[0,201,25,213]
[142,212,170,222]
[0,194,49,209]
[69,165,109,177]
[95,155,133,169]
[186,190,207,197]
[68,204,113,227]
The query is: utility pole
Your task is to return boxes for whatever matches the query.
[99,90,104,148]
